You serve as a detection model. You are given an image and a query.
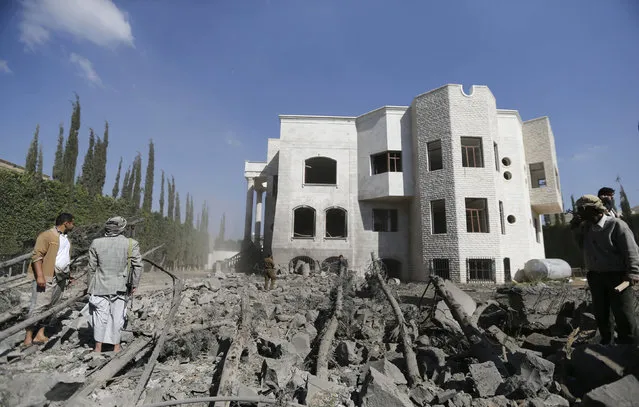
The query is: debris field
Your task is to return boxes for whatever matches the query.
[0,261,638,407]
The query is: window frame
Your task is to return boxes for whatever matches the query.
[325,207,348,239]
[461,137,484,168]
[427,140,443,171]
[529,162,546,188]
[371,151,403,175]
[467,258,495,282]
[292,206,316,239]
[465,198,489,233]
[304,156,337,185]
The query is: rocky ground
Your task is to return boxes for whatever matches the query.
[0,266,638,407]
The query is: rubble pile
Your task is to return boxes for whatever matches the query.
[0,269,638,407]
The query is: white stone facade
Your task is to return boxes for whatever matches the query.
[243,84,563,284]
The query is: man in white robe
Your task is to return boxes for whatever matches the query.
[87,216,142,353]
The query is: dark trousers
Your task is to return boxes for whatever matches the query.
[587,271,639,345]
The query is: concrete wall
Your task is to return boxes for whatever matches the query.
[523,117,563,214]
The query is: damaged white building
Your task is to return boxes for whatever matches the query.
[243,84,563,284]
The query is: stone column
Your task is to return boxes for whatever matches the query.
[244,178,254,242]
[254,189,263,247]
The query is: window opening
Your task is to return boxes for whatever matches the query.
[430,258,450,280]
[461,137,484,168]
[529,162,546,188]
[467,258,495,282]
[465,198,489,233]
[373,209,398,232]
[272,175,278,198]
[371,151,402,174]
[325,208,347,238]
[504,258,511,282]
[499,201,505,234]
[493,142,499,171]
[427,140,443,171]
[380,258,401,280]
[293,207,315,238]
[431,199,447,234]
[305,157,337,184]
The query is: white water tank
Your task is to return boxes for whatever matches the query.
[523,259,572,281]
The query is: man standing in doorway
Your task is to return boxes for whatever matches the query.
[24,213,75,348]
[87,216,142,353]
[571,195,639,345]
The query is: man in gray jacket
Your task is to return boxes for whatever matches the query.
[571,195,639,345]
[87,216,143,353]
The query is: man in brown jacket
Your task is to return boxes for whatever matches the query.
[263,253,276,291]
[23,213,75,347]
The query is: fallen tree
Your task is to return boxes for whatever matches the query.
[430,275,507,375]
[129,259,184,406]
[370,252,421,388]
[214,295,253,407]
[315,264,346,380]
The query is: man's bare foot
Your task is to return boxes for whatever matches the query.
[113,344,121,353]
[32,335,49,344]
[94,342,102,353]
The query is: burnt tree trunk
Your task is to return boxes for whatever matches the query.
[315,265,346,379]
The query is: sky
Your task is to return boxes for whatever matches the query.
[0,0,638,239]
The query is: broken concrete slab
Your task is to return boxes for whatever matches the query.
[469,361,503,397]
[368,358,408,386]
[260,357,298,389]
[581,374,639,407]
[408,382,437,406]
[569,344,639,394]
[335,340,363,366]
[471,395,517,407]
[204,277,221,291]
[359,367,414,407]
[442,279,477,316]
[507,350,555,391]
[522,333,567,356]
[290,332,311,358]
[542,394,570,407]
[434,301,463,334]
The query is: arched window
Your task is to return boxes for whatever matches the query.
[304,157,337,185]
[380,258,402,280]
[325,207,347,238]
[290,255,317,273]
[293,206,316,238]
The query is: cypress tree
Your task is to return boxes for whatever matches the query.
[121,166,131,200]
[216,213,225,246]
[570,195,576,213]
[159,170,165,216]
[25,124,39,174]
[142,140,155,212]
[167,176,175,220]
[175,191,181,223]
[93,121,109,195]
[112,157,122,198]
[132,153,142,209]
[619,183,634,230]
[36,145,43,179]
[62,94,81,186]
[78,128,95,190]
[52,124,65,181]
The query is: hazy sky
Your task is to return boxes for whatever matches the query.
[1,0,638,238]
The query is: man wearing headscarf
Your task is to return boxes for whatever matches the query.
[597,187,621,218]
[87,216,143,353]
[570,195,639,345]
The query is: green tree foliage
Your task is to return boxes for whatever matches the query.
[159,170,165,216]
[37,146,43,179]
[121,166,131,201]
[25,124,40,174]
[112,157,122,198]
[175,192,181,223]
[61,95,81,186]
[132,153,143,209]
[78,128,95,189]
[1,98,210,270]
[167,176,175,220]
[52,124,65,181]
[92,121,109,195]
[142,140,155,212]
[570,195,576,213]
[619,183,634,232]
